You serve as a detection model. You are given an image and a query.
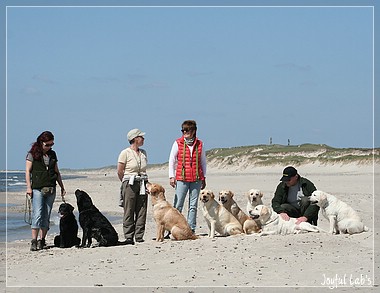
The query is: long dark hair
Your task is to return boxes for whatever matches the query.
[28,131,55,160]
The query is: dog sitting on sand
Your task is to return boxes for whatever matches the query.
[75,189,121,247]
[246,189,264,214]
[199,189,243,238]
[218,190,261,234]
[54,202,81,248]
[309,190,369,235]
[147,183,198,241]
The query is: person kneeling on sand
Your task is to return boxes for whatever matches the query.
[271,166,319,225]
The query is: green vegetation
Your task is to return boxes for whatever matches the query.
[206,144,379,167]
[61,144,379,172]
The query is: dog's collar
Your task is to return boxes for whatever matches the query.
[313,200,329,209]
[261,213,279,226]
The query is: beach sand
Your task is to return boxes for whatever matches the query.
[2,163,379,292]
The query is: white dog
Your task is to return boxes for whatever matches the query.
[246,189,264,214]
[249,204,323,236]
[199,189,243,238]
[309,190,369,235]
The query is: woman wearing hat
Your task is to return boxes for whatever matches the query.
[117,128,148,245]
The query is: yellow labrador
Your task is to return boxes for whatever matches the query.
[309,190,369,235]
[147,183,198,241]
[249,204,323,236]
[219,190,261,234]
[246,189,264,214]
[199,189,243,238]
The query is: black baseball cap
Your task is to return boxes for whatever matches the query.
[280,166,298,182]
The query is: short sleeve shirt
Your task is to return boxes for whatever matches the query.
[118,148,147,176]
[26,152,52,166]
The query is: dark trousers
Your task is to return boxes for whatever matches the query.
[121,181,148,241]
[280,196,318,225]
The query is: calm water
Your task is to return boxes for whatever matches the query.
[1,171,27,193]
[0,171,87,192]
[0,171,122,243]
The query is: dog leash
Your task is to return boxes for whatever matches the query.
[24,194,32,225]
[24,192,66,225]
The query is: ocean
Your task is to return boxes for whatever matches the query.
[1,171,119,243]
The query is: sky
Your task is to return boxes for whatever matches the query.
[3,1,377,170]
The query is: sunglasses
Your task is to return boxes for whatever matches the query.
[43,142,54,147]
[181,128,194,133]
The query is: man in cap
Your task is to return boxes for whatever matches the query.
[271,166,319,225]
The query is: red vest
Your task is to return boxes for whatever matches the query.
[175,137,205,182]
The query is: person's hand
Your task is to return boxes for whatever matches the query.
[61,188,66,197]
[201,179,206,190]
[295,216,308,225]
[279,213,290,221]
[169,177,176,188]
[26,188,33,198]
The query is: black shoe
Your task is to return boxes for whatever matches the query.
[164,232,171,239]
[135,239,144,243]
[120,239,135,245]
[30,239,38,251]
[37,238,46,250]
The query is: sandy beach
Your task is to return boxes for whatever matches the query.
[2,162,379,292]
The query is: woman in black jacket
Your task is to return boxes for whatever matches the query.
[25,131,66,251]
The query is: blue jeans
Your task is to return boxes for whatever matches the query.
[31,188,56,230]
[174,180,202,231]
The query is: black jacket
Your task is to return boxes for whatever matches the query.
[31,150,58,189]
[271,176,319,220]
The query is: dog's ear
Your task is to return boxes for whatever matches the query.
[151,184,165,194]
[259,191,264,198]
[261,205,269,217]
[69,204,74,212]
[158,192,166,200]
[150,184,158,194]
[229,191,234,198]
[210,191,215,199]
[320,193,327,201]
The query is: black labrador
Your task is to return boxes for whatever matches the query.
[54,203,81,248]
[75,189,121,247]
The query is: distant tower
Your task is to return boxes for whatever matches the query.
[287,139,290,146]
[269,137,272,145]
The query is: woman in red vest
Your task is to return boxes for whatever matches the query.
[168,120,207,233]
